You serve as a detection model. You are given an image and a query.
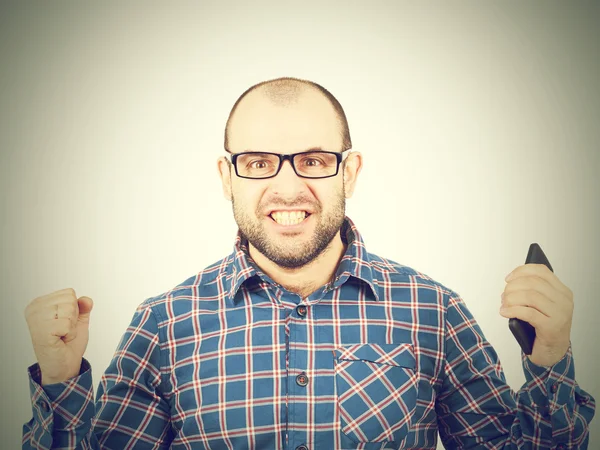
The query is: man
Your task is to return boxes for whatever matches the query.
[23,77,595,449]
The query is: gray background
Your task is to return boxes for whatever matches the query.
[1,1,599,448]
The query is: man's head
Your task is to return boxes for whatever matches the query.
[217,77,363,269]
[224,77,352,151]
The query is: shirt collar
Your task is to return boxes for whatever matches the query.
[226,215,380,302]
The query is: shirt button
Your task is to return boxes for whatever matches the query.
[551,383,559,394]
[296,445,309,450]
[296,372,309,387]
[40,401,49,412]
[296,305,307,317]
[556,444,566,450]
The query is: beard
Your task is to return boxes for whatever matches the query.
[231,190,346,269]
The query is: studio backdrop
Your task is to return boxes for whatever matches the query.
[1,1,598,449]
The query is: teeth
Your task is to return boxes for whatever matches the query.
[271,210,307,226]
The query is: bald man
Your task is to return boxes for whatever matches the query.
[23,77,594,449]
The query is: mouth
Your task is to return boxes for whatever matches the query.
[267,210,313,228]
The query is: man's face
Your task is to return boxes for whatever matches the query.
[223,89,348,269]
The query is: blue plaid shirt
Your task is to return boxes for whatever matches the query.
[23,216,595,449]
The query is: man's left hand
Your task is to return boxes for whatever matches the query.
[499,263,573,367]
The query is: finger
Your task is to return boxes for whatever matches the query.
[502,290,553,317]
[503,276,567,305]
[48,302,77,324]
[33,288,77,304]
[62,322,78,343]
[499,305,548,328]
[26,302,67,323]
[47,318,74,339]
[30,294,78,312]
[506,264,572,298]
[77,297,94,320]
[64,302,79,328]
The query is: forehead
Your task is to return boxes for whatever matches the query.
[227,89,343,153]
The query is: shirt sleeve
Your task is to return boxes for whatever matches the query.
[435,293,596,449]
[22,303,173,449]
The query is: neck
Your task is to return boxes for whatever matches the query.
[248,231,347,299]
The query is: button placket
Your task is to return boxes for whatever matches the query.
[288,301,311,449]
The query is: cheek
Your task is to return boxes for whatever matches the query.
[316,184,343,208]
[233,188,262,215]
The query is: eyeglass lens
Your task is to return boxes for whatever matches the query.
[236,152,338,179]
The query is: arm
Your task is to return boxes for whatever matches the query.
[22,304,173,449]
[435,293,595,449]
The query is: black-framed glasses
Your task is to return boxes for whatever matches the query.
[228,149,351,179]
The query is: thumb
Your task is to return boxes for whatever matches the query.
[77,296,94,319]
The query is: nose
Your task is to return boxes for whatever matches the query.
[269,157,306,194]
[278,157,297,177]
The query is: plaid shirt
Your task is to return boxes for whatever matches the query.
[23,216,595,449]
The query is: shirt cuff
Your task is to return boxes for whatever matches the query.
[522,343,576,444]
[28,358,95,432]
[522,344,574,407]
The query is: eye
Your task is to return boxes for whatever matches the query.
[248,159,271,169]
[304,158,322,167]
[298,156,326,168]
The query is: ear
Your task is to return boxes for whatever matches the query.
[342,151,363,199]
[217,156,233,201]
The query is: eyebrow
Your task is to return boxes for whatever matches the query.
[241,147,326,153]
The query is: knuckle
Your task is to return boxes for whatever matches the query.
[505,294,516,307]
[62,290,76,303]
[58,287,75,296]
[534,291,545,306]
[54,288,77,303]
[25,305,41,322]
[525,312,536,325]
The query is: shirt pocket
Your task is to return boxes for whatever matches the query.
[333,343,417,444]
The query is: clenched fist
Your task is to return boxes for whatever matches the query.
[24,288,94,385]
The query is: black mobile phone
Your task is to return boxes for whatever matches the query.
[508,243,554,355]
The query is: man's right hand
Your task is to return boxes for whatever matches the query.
[24,288,94,386]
